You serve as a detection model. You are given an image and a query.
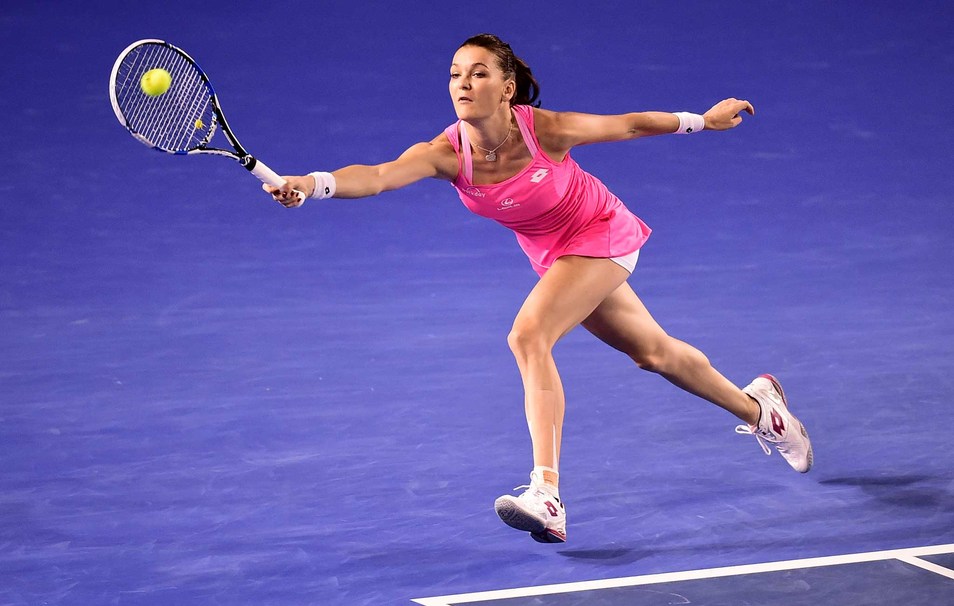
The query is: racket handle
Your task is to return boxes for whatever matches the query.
[245,156,306,204]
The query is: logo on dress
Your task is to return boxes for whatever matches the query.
[496,197,520,211]
[464,187,485,198]
[530,168,549,183]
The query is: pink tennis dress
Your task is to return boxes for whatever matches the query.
[444,105,651,275]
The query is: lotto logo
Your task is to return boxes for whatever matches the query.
[771,410,786,435]
[530,169,549,183]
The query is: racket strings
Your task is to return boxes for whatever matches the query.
[150,48,214,150]
[123,46,183,142]
[113,43,215,152]
[129,46,186,140]
[155,55,211,150]
[129,45,211,148]
[117,45,172,131]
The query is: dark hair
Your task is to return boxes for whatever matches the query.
[459,34,540,107]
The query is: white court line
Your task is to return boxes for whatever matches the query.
[412,543,954,605]
[898,555,954,580]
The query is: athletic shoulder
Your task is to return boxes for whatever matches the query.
[403,133,457,181]
[528,107,576,157]
[528,107,565,128]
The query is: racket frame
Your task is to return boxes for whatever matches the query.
[109,39,302,197]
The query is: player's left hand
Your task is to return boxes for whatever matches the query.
[703,98,755,131]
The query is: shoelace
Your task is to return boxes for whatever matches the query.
[512,483,547,498]
[735,424,774,456]
[511,483,560,505]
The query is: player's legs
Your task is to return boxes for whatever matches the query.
[508,255,631,481]
[496,255,629,542]
[581,281,760,424]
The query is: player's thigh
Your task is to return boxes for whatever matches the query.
[581,281,670,359]
[513,256,630,344]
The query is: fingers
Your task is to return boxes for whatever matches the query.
[730,99,754,118]
[719,98,752,114]
[276,188,305,208]
[263,180,305,208]
[720,98,754,129]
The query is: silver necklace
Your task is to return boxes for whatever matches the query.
[472,121,513,162]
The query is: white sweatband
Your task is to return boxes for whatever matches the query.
[673,112,705,134]
[308,171,337,199]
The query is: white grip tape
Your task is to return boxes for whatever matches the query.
[251,159,305,203]
[250,160,285,186]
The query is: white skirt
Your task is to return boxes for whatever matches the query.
[608,249,641,273]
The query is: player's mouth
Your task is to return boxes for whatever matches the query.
[457,96,473,104]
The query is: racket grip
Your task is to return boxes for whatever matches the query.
[246,156,306,204]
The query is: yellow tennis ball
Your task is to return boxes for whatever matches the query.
[140,68,172,97]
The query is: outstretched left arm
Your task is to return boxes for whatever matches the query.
[535,98,755,155]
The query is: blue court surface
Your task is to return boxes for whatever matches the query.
[2,1,952,605]
[413,544,954,605]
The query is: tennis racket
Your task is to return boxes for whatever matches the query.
[109,39,305,203]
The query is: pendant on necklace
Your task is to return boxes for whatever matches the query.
[474,121,512,163]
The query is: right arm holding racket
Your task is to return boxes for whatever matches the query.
[263,137,459,208]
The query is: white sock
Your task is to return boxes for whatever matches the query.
[533,466,560,496]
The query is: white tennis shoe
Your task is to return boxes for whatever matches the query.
[494,471,567,543]
[736,374,813,472]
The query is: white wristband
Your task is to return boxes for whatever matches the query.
[308,171,337,199]
[673,112,705,134]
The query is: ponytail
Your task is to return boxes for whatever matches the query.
[510,54,540,107]
[459,34,541,107]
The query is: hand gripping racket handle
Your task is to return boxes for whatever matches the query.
[244,156,307,205]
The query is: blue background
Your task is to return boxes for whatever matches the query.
[1,1,952,604]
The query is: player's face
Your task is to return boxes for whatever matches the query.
[449,45,514,120]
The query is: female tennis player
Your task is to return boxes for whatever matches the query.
[265,34,813,544]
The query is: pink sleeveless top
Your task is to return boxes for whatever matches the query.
[444,105,651,275]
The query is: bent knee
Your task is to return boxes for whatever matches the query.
[631,350,666,373]
[507,322,554,360]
